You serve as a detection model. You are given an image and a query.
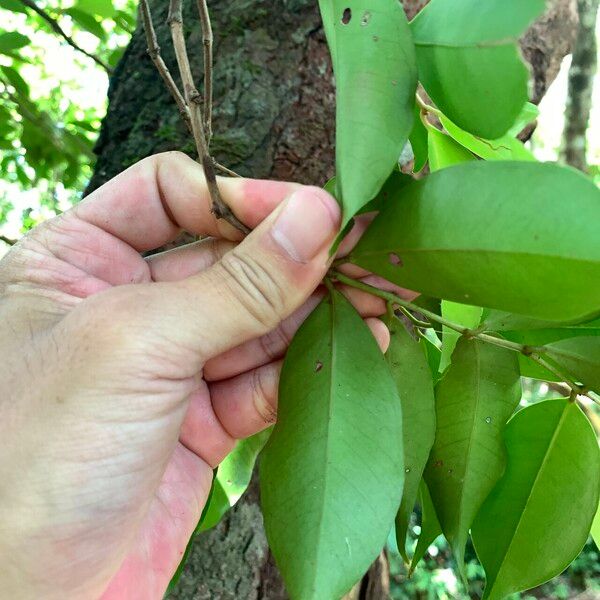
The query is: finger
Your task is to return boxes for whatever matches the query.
[178,381,236,468]
[146,238,236,282]
[132,185,342,363]
[204,286,385,382]
[209,318,390,440]
[73,152,301,252]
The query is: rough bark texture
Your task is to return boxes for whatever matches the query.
[89,0,579,597]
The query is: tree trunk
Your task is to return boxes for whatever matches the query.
[89,0,578,597]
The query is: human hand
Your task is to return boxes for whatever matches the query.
[0,152,394,599]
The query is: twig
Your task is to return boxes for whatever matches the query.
[0,235,16,246]
[139,0,191,126]
[195,0,213,139]
[18,0,112,74]
[329,269,596,399]
[167,0,249,234]
[214,161,241,177]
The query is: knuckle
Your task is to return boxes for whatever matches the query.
[251,367,278,425]
[219,248,286,331]
[258,323,292,362]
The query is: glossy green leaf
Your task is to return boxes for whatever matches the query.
[350,161,600,322]
[0,31,29,54]
[440,114,535,162]
[197,428,271,533]
[507,102,540,136]
[409,480,442,573]
[66,8,107,40]
[387,318,436,563]
[425,339,521,577]
[261,290,404,600]
[319,0,418,227]
[472,400,600,599]
[1,65,29,97]
[439,301,483,373]
[409,104,428,173]
[545,337,600,394]
[427,127,476,172]
[410,0,545,138]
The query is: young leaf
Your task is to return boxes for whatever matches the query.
[350,161,600,322]
[318,0,418,227]
[439,114,535,162]
[197,428,271,533]
[439,301,483,373]
[427,127,476,172]
[410,0,545,138]
[387,318,436,563]
[424,338,521,577]
[260,290,404,600]
[545,336,600,394]
[472,400,600,600]
[592,504,600,550]
[409,479,442,573]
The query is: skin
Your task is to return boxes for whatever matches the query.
[0,152,416,599]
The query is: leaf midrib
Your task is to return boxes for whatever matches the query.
[413,37,516,49]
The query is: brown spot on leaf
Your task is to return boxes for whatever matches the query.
[341,8,351,24]
[389,253,403,267]
[434,460,444,468]
[315,360,323,372]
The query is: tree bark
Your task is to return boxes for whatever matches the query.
[89,0,579,597]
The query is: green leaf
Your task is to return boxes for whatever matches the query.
[319,0,418,227]
[409,104,428,173]
[440,113,535,162]
[197,428,271,533]
[424,339,521,577]
[409,479,442,573]
[387,318,436,564]
[592,503,600,550]
[350,161,600,322]
[410,0,545,138]
[1,65,29,97]
[261,290,404,600]
[472,400,600,600]
[65,8,107,40]
[74,0,115,19]
[545,337,600,394]
[427,127,476,172]
[507,102,540,136]
[0,0,29,14]
[439,301,483,373]
[0,31,29,54]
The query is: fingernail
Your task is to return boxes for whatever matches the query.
[270,188,341,262]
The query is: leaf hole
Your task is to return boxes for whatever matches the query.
[341,7,351,24]
[360,11,371,25]
[315,360,323,372]
[389,253,403,267]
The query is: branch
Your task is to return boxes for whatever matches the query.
[0,235,16,246]
[329,269,593,399]
[167,0,249,234]
[139,0,191,127]
[195,0,213,139]
[18,0,113,74]
[560,0,599,172]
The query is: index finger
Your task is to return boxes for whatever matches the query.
[74,151,301,252]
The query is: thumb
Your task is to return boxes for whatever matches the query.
[162,186,341,361]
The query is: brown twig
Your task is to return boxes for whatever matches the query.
[18,0,113,74]
[214,161,241,177]
[195,0,213,139]
[0,235,16,246]
[139,0,191,127]
[167,0,249,233]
